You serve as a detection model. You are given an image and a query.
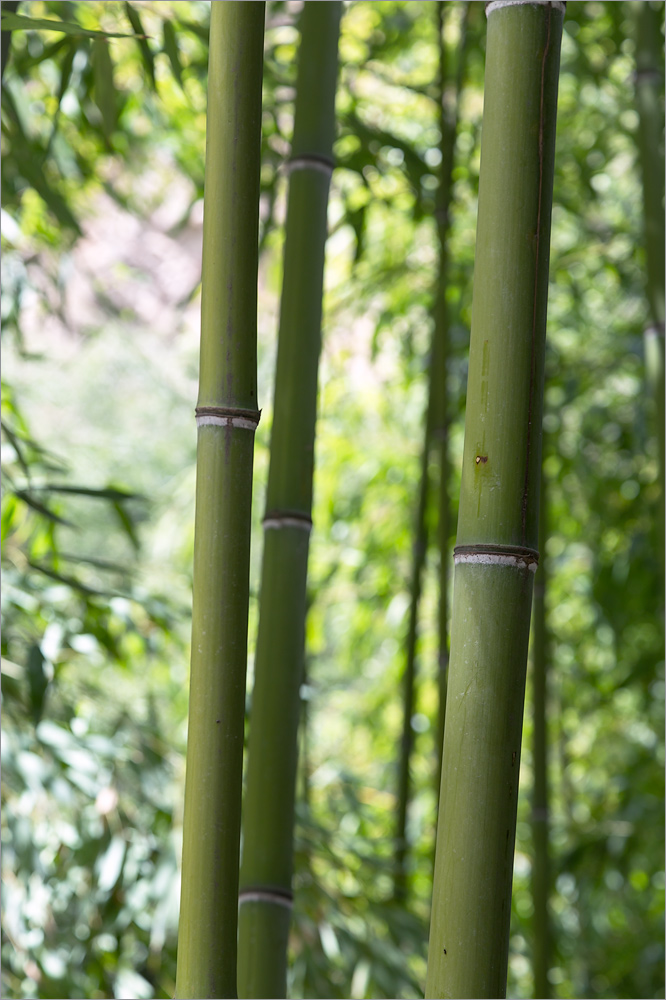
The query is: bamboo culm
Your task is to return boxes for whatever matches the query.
[237,5,341,997]
[393,1,469,901]
[426,3,563,998]
[434,0,469,787]
[635,0,665,571]
[175,6,265,998]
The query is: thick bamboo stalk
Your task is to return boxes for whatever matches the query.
[531,469,550,1000]
[175,6,265,999]
[426,4,563,998]
[237,5,341,998]
[635,0,665,568]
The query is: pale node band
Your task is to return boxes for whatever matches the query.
[195,405,261,432]
[454,552,539,573]
[238,889,293,911]
[263,515,313,532]
[286,154,335,177]
[486,0,566,14]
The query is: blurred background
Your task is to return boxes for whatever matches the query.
[1,2,664,998]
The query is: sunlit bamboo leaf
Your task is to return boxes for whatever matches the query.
[162,19,184,91]
[0,12,137,40]
[123,2,156,91]
[92,39,116,142]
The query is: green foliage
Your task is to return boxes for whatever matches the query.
[1,2,664,999]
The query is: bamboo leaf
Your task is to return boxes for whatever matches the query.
[112,501,140,551]
[0,12,137,39]
[26,643,48,724]
[14,490,72,526]
[92,39,116,141]
[29,484,144,501]
[27,560,112,597]
[162,19,184,91]
[123,2,156,90]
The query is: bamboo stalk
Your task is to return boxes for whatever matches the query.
[393,1,469,901]
[237,5,341,997]
[425,4,563,998]
[434,0,469,786]
[394,385,434,901]
[175,6,265,998]
[635,0,665,570]
[531,467,550,1000]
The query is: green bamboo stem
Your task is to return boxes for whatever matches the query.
[531,468,551,1000]
[426,4,563,998]
[434,0,469,787]
[394,385,434,901]
[237,5,341,998]
[175,6,265,998]
[635,0,665,570]
[393,1,469,901]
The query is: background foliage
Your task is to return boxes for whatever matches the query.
[1,2,664,999]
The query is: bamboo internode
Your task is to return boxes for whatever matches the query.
[426,2,563,997]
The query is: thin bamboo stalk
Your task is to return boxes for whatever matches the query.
[237,5,341,997]
[175,6,265,998]
[425,4,563,998]
[635,0,665,570]
[394,385,434,901]
[531,468,550,1000]
[393,1,469,901]
[434,0,469,786]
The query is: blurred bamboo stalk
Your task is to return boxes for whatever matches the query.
[237,5,341,997]
[393,0,469,903]
[175,5,265,998]
[426,3,563,997]
[635,0,665,573]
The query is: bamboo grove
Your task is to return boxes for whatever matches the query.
[1,3,664,1000]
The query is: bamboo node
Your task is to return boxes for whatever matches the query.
[486,0,566,14]
[263,509,313,532]
[238,887,293,910]
[195,405,261,431]
[454,543,539,572]
[286,153,335,177]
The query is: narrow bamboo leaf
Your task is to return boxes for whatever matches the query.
[112,501,140,551]
[59,552,129,574]
[27,560,113,598]
[1,420,31,478]
[92,38,116,141]
[26,643,48,724]
[162,19,184,91]
[14,490,72,526]
[123,2,156,91]
[0,12,137,39]
[29,483,144,501]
